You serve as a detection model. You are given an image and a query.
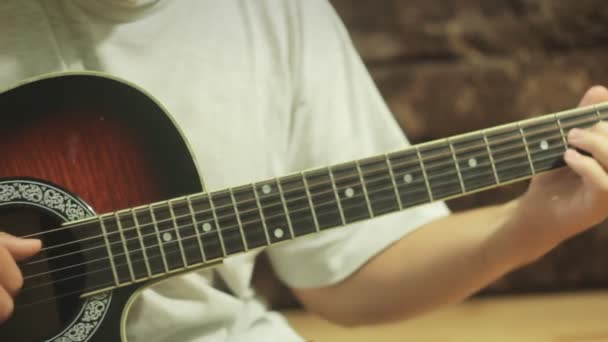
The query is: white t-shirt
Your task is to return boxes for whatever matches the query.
[0,0,450,341]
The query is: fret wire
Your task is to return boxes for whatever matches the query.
[28,107,604,276]
[186,195,207,262]
[595,104,602,122]
[33,110,600,240]
[98,215,120,286]
[327,168,347,225]
[412,114,592,178]
[400,155,540,207]
[355,160,375,218]
[167,199,189,267]
[39,138,584,290]
[148,204,170,273]
[100,175,440,272]
[398,115,571,176]
[131,208,153,277]
[304,169,340,229]
[359,156,400,216]
[44,152,568,292]
[131,166,482,254]
[418,143,563,192]
[57,130,568,260]
[276,178,296,239]
[34,111,592,239]
[385,153,404,210]
[447,138,466,193]
[521,119,562,173]
[124,132,580,240]
[482,130,500,184]
[554,113,568,151]
[525,120,565,141]
[207,193,228,256]
[114,211,136,282]
[480,117,578,164]
[228,188,249,252]
[517,122,535,175]
[255,143,557,228]
[301,172,321,233]
[415,146,434,201]
[29,134,584,292]
[558,109,599,131]
[251,184,272,245]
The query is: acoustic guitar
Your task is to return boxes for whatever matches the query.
[0,72,605,341]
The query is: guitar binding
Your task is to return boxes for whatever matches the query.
[0,178,113,342]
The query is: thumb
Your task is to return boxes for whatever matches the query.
[578,85,608,107]
[0,233,42,261]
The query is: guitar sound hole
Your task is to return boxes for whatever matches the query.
[0,205,85,342]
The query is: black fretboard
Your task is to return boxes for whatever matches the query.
[75,102,607,293]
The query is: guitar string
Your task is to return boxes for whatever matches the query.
[19,111,596,264]
[18,109,600,251]
[17,175,516,308]
[11,102,608,304]
[18,123,589,303]
[17,161,540,301]
[19,125,578,273]
[13,109,608,304]
[14,110,602,280]
[20,130,572,274]
[21,146,570,290]
[17,149,568,308]
[16,108,599,243]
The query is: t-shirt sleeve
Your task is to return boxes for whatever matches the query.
[265,0,450,289]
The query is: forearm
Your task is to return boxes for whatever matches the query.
[295,87,608,326]
[294,199,543,326]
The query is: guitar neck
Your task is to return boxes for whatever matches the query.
[81,102,608,295]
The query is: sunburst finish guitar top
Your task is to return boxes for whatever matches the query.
[0,73,202,342]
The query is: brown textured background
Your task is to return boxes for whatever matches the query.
[254,0,608,306]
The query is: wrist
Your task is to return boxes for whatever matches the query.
[482,199,558,271]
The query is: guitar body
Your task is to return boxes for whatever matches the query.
[0,73,203,341]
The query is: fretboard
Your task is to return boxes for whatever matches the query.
[82,102,608,293]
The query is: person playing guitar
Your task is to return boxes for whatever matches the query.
[1,1,608,341]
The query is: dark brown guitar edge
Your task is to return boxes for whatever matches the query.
[0,72,205,342]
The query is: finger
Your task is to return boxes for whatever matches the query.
[564,149,608,191]
[568,127,608,165]
[0,286,14,323]
[0,232,41,261]
[589,121,608,138]
[0,247,23,297]
[578,85,608,107]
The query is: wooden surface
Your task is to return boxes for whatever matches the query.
[284,291,608,341]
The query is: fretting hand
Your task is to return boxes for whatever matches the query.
[507,85,608,261]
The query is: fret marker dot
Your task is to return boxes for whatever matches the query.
[468,158,478,168]
[162,232,173,242]
[202,222,212,232]
[262,184,272,194]
[274,228,284,239]
[403,174,413,184]
[540,140,549,150]
[345,188,355,198]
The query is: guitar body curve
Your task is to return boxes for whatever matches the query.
[0,73,204,342]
